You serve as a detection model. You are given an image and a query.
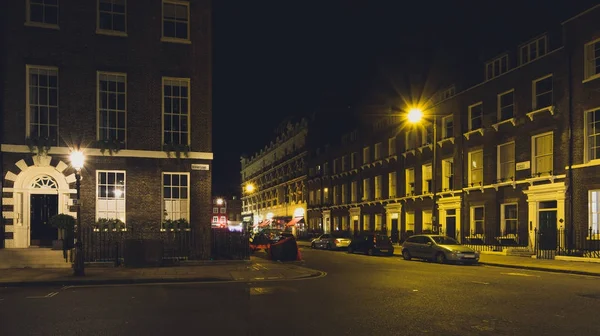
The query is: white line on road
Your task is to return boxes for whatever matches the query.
[501,272,538,277]
[471,281,490,285]
[26,292,59,299]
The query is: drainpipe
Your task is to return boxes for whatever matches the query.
[565,28,575,249]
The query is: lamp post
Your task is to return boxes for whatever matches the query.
[70,150,85,276]
[407,108,439,234]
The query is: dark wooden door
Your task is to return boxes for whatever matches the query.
[30,194,59,246]
[538,210,557,250]
[446,217,456,239]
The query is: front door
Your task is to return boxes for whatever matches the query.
[538,210,557,250]
[30,194,59,247]
[446,217,456,239]
[391,218,399,243]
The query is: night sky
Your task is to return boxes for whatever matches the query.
[211,0,599,197]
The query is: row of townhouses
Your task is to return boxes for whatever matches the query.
[0,0,213,254]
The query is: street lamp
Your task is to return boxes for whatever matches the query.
[245,183,255,193]
[70,149,85,276]
[407,107,439,234]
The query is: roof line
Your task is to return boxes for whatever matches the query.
[562,4,600,25]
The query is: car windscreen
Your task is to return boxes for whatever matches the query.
[431,236,460,245]
[376,235,391,242]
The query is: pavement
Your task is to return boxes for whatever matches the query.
[297,240,600,277]
[0,257,323,287]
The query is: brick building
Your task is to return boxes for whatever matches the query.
[306,4,600,255]
[0,1,213,255]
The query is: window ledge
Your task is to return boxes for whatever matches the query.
[491,180,516,191]
[402,149,416,158]
[417,144,433,153]
[526,106,554,121]
[463,128,484,140]
[567,159,600,170]
[492,118,516,131]
[583,74,600,84]
[385,155,397,162]
[96,29,128,37]
[463,183,484,194]
[161,37,192,44]
[24,21,59,30]
[437,137,455,146]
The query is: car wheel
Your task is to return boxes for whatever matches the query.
[368,248,374,256]
[311,242,315,249]
[436,252,446,264]
[347,246,353,254]
[402,250,412,260]
[326,243,332,250]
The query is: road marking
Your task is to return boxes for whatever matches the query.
[412,289,419,292]
[501,272,537,277]
[471,281,490,285]
[26,292,59,299]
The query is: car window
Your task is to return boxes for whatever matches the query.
[405,236,418,243]
[415,236,430,244]
[431,236,460,245]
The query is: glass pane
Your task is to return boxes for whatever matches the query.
[108,172,115,184]
[164,21,175,37]
[163,187,171,198]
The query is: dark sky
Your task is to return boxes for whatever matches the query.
[211,0,599,197]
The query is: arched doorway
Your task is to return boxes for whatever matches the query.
[29,175,60,246]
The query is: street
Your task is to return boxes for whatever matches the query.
[2,248,600,336]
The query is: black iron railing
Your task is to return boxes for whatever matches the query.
[535,228,600,259]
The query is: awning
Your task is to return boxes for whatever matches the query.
[285,217,303,227]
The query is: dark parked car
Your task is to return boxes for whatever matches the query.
[401,234,480,264]
[347,234,394,256]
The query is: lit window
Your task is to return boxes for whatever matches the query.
[362,178,371,201]
[589,190,600,235]
[27,0,59,27]
[405,212,415,233]
[98,0,126,33]
[96,171,126,223]
[532,75,553,110]
[212,216,218,223]
[405,168,415,196]
[374,175,382,199]
[442,158,454,191]
[498,90,514,120]
[497,142,515,181]
[532,132,553,176]
[219,208,226,213]
[375,214,383,231]
[162,77,190,146]
[27,66,59,145]
[98,72,126,142]
[468,150,483,185]
[163,173,189,222]
[468,103,483,130]
[388,172,396,198]
[162,1,189,42]
[422,164,432,193]
[585,108,600,162]
[422,210,432,232]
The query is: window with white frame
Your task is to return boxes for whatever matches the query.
[162,1,189,41]
[497,142,515,181]
[423,124,433,145]
[498,90,514,120]
[485,54,508,80]
[363,214,370,231]
[27,0,59,26]
[351,181,358,202]
[341,183,347,204]
[388,137,396,156]
[589,190,600,234]
[422,164,432,193]
[212,216,218,223]
[533,75,553,110]
[98,72,126,142]
[309,190,315,204]
[98,0,126,33]
[374,214,383,231]
[470,206,485,235]
[532,132,553,176]
[332,185,338,204]
[442,158,454,191]
[468,103,483,130]
[219,208,225,214]
[162,78,190,146]
[316,188,321,204]
[468,150,483,186]
[405,168,415,195]
[405,212,415,233]
[374,143,382,160]
[422,210,432,232]
[501,203,518,235]
[341,216,348,230]
[163,173,189,222]
[363,178,371,201]
[585,108,600,162]
[334,217,340,231]
[442,115,453,139]
[323,187,329,203]
[375,175,382,199]
[388,172,397,198]
[520,36,547,65]
[27,66,59,145]
[97,171,126,222]
[212,207,218,213]
[585,39,600,81]
[363,146,370,164]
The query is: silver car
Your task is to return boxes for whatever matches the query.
[401,234,480,264]
[311,233,352,250]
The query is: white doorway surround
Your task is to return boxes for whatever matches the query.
[2,156,77,248]
[523,182,566,250]
[437,196,462,241]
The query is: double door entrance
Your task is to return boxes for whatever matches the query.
[30,194,59,247]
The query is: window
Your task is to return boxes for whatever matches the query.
[212,216,218,223]
[341,155,347,171]
[334,217,340,231]
[468,150,483,186]
[442,115,453,139]
[162,78,190,146]
[351,152,357,169]
[323,187,329,203]
[405,212,415,233]
[422,210,432,232]
[363,146,370,164]
[375,175,382,199]
[585,108,600,162]
[333,185,339,205]
[405,168,415,195]
[423,124,433,145]
[219,208,226,214]
[341,216,348,231]
[501,203,518,235]
[470,206,485,235]
[442,158,454,191]
[485,54,508,80]
[96,171,126,222]
[533,75,553,110]
[341,184,347,204]
[498,90,514,120]
[363,178,371,201]
[212,207,218,213]
[333,158,339,174]
[520,36,547,65]
[589,190,600,234]
[162,1,190,42]
[497,142,515,181]
[532,132,553,176]
[405,129,418,150]
[98,72,126,142]
[388,137,396,156]
[585,39,600,81]
[309,190,315,204]
[163,173,189,222]
[363,214,370,231]
[375,214,383,231]
[351,181,358,203]
[388,172,397,198]
[422,164,432,193]
[316,189,321,204]
[374,143,382,160]
[27,0,59,27]
[468,103,483,130]
[98,0,126,34]
[220,216,226,224]
[27,66,59,145]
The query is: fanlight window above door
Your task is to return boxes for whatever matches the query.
[31,175,58,189]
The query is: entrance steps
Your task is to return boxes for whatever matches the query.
[0,248,71,269]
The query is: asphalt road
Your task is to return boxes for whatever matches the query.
[2,247,600,336]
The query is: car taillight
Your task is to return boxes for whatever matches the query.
[335,239,341,243]
[373,237,377,243]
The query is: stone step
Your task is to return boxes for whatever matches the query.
[0,248,71,269]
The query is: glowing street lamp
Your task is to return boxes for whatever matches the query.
[216,198,224,205]
[70,149,85,276]
[245,184,255,193]
[407,108,424,124]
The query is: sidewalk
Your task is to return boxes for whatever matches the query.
[0,257,324,288]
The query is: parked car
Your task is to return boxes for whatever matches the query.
[347,234,394,256]
[310,232,352,250]
[401,234,479,264]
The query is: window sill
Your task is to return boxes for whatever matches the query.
[417,143,433,153]
[582,74,600,84]
[437,137,455,146]
[161,37,192,44]
[567,159,600,170]
[463,128,484,140]
[96,29,128,37]
[402,149,416,158]
[526,106,554,121]
[492,117,516,131]
[24,21,59,30]
[385,155,397,162]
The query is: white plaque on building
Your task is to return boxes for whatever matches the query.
[191,164,210,171]
[516,161,530,171]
